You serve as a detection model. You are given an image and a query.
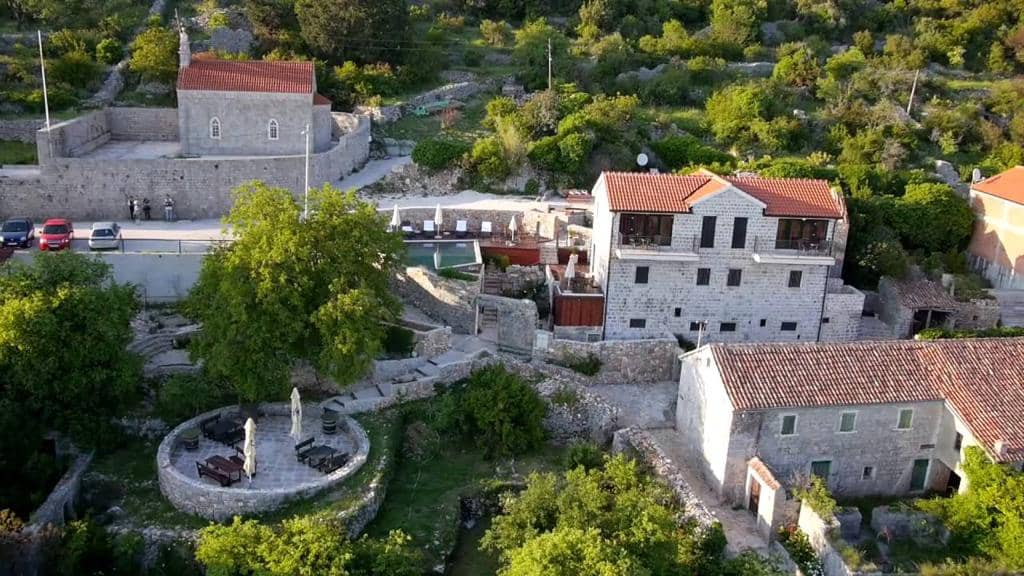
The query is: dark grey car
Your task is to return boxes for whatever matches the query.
[1,217,35,248]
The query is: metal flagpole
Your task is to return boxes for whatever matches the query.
[38,30,50,129]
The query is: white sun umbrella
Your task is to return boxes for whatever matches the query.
[564,253,577,286]
[289,387,302,442]
[508,214,518,242]
[389,204,401,231]
[433,245,442,271]
[243,417,257,481]
[434,204,443,234]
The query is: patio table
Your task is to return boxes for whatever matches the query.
[206,455,243,485]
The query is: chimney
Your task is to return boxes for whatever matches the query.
[995,440,1008,459]
[178,21,191,68]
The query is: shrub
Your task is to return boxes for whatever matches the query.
[208,12,230,29]
[651,135,733,170]
[463,44,485,67]
[549,385,579,408]
[917,326,1024,340]
[438,268,476,281]
[383,324,416,357]
[156,374,234,423]
[792,476,837,520]
[556,352,602,376]
[95,38,124,65]
[48,51,100,90]
[777,527,824,576]
[484,253,511,271]
[480,19,512,47]
[411,138,470,171]
[459,364,547,457]
[894,183,974,253]
[470,137,512,180]
[564,441,604,471]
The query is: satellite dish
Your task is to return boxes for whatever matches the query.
[636,153,649,167]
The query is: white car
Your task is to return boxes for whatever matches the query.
[88,222,122,251]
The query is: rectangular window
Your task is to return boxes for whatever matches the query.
[822,317,830,324]
[811,460,831,479]
[731,217,748,249]
[862,466,875,480]
[629,318,646,329]
[759,319,767,327]
[781,322,798,331]
[954,432,963,451]
[775,219,829,250]
[720,322,737,332]
[618,213,674,246]
[700,216,717,248]
[727,269,742,287]
[839,412,857,433]
[897,408,914,430]
[696,268,711,286]
[674,307,681,317]
[635,266,649,284]
[780,415,797,436]
[788,270,803,288]
[910,459,930,491]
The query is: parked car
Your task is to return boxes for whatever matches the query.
[39,218,73,251]
[1,217,35,248]
[88,222,121,251]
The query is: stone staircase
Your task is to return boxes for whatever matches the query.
[128,325,200,360]
[321,349,476,414]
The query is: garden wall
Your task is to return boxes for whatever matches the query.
[542,335,681,384]
[0,118,45,143]
[390,266,479,334]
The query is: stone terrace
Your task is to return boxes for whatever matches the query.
[169,410,355,490]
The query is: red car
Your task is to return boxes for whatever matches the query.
[39,218,74,251]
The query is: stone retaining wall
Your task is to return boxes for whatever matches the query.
[0,118,44,143]
[543,336,681,384]
[156,403,369,521]
[612,426,718,530]
[390,267,479,334]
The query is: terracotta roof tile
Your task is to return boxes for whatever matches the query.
[707,339,1024,462]
[972,166,1024,205]
[601,172,843,218]
[177,58,313,94]
[890,279,958,310]
[313,93,331,105]
[749,457,781,490]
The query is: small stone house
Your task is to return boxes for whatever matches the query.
[876,277,999,338]
[175,26,333,157]
[675,338,1024,540]
[967,165,1024,289]
[588,170,864,342]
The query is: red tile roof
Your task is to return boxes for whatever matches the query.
[313,93,331,106]
[705,339,1024,462]
[601,172,843,218]
[749,457,782,490]
[177,58,314,94]
[971,166,1024,205]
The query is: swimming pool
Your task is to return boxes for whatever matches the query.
[404,240,481,270]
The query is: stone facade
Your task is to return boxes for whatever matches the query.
[0,109,369,220]
[967,184,1024,290]
[876,276,999,338]
[178,90,321,156]
[820,280,867,342]
[675,346,984,510]
[590,174,859,342]
[478,293,538,354]
[0,118,45,143]
[157,403,369,521]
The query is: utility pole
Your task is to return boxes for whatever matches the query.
[906,69,919,115]
[37,30,50,129]
[302,123,310,221]
[547,37,552,92]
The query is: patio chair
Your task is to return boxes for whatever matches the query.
[318,452,350,474]
[221,426,245,447]
[199,414,221,439]
[400,221,414,237]
[455,220,468,238]
[295,437,316,462]
[481,221,493,238]
[423,220,436,237]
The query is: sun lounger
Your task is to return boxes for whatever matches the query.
[481,221,493,238]
[455,220,468,238]
[423,220,436,237]
[400,223,414,237]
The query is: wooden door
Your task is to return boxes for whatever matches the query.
[748,479,761,515]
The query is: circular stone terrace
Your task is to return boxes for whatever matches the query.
[157,403,368,521]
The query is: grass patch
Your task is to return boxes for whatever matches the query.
[0,140,37,165]
[378,96,491,142]
[438,267,478,281]
[944,78,997,91]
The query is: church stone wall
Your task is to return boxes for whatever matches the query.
[107,107,179,141]
[0,113,370,221]
[178,90,314,156]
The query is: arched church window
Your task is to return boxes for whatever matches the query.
[209,117,221,139]
[268,119,279,140]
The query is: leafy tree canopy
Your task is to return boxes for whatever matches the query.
[129,24,178,83]
[294,0,408,64]
[185,182,404,403]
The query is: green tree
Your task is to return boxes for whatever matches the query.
[513,19,570,90]
[773,43,820,88]
[48,50,100,89]
[129,24,178,83]
[185,182,404,403]
[459,364,547,457]
[894,183,974,253]
[710,0,767,46]
[480,19,512,47]
[294,0,408,64]
[96,38,124,65]
[503,528,643,576]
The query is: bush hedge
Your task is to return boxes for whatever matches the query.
[411,138,470,171]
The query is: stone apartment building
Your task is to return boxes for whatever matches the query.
[675,338,1024,539]
[588,170,864,342]
[967,165,1024,290]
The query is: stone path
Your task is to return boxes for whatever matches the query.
[337,156,412,191]
[647,428,768,557]
[589,382,677,429]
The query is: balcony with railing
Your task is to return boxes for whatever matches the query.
[615,233,699,261]
[752,236,836,265]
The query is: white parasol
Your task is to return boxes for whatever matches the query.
[289,387,302,442]
[243,418,257,480]
[508,214,518,242]
[389,205,401,230]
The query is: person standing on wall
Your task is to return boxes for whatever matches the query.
[164,195,175,222]
[142,198,152,221]
[132,198,140,223]
[128,195,136,221]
